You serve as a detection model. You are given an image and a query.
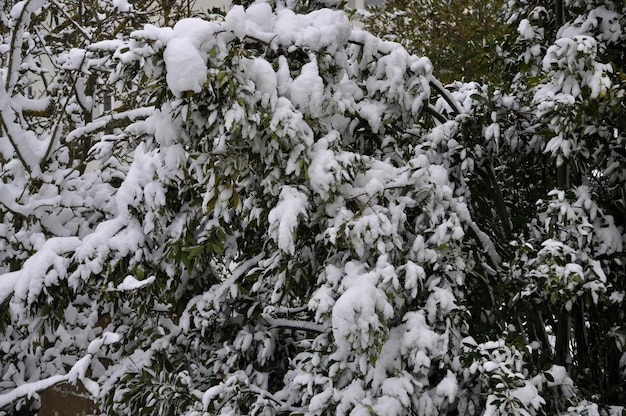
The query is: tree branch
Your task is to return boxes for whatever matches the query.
[263,316,326,333]
[424,104,448,124]
[429,78,462,116]
[49,0,94,42]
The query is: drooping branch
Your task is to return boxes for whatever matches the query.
[5,0,36,95]
[429,78,462,116]
[0,374,68,409]
[425,104,448,124]
[0,75,35,175]
[65,107,155,143]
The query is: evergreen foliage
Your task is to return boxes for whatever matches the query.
[0,0,624,415]
[361,0,509,84]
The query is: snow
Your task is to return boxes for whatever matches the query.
[111,0,132,12]
[401,311,445,372]
[436,371,458,404]
[308,388,333,411]
[357,100,386,132]
[518,19,537,40]
[242,57,278,105]
[9,0,44,21]
[162,19,218,96]
[225,4,274,43]
[67,355,93,383]
[373,395,403,415]
[115,144,157,216]
[155,4,352,98]
[0,72,46,173]
[267,186,309,254]
[130,24,174,45]
[110,275,156,291]
[308,132,341,198]
[290,60,325,117]
[0,271,20,305]
[163,37,208,96]
[0,330,119,408]
[2,0,622,414]
[560,6,621,44]
[12,94,51,113]
[609,291,625,304]
[425,287,457,324]
[143,106,183,147]
[6,237,82,305]
[332,280,393,353]
[59,48,87,70]
[0,374,67,409]
[333,380,366,415]
[273,8,352,53]
[546,365,570,387]
[403,261,425,298]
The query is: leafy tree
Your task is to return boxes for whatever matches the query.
[453,0,626,411]
[361,0,510,84]
[4,1,485,413]
[0,0,199,413]
[0,1,624,416]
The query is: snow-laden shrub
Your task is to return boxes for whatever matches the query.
[1,2,484,414]
[1,0,625,415]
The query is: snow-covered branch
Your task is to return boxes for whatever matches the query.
[65,107,155,143]
[262,316,326,334]
[0,332,120,408]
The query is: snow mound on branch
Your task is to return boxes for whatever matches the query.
[268,186,309,255]
[111,0,132,12]
[308,132,342,198]
[331,262,394,355]
[157,5,352,97]
[109,275,156,291]
[1,237,81,305]
[290,60,325,117]
[273,8,351,53]
[163,19,217,96]
[241,57,278,105]
[164,39,208,96]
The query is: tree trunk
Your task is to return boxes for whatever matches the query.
[554,311,571,369]
[555,0,564,27]
[572,302,589,380]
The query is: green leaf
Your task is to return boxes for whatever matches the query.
[183,245,204,258]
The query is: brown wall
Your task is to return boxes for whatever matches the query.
[38,383,94,416]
